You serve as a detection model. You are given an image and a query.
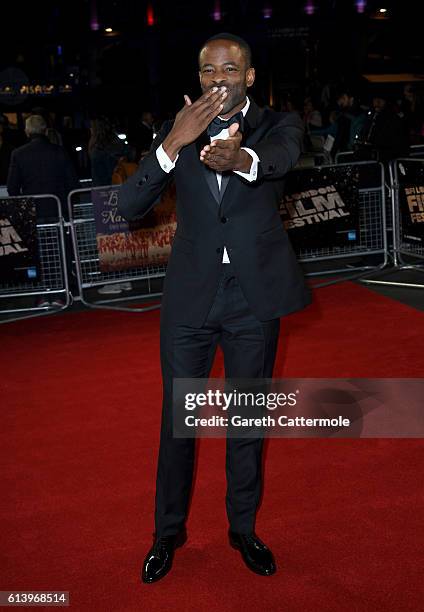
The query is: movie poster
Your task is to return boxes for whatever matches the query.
[0,197,39,283]
[280,165,361,251]
[397,161,424,245]
[92,183,177,273]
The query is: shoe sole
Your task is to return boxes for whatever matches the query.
[229,537,277,576]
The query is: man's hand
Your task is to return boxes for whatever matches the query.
[199,123,252,173]
[162,87,228,161]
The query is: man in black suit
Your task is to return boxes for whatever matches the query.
[118,33,310,583]
[7,114,78,220]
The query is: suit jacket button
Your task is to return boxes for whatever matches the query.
[221,216,228,223]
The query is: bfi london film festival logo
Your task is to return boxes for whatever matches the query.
[0,218,29,256]
[281,184,350,228]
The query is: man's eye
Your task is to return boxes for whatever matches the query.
[203,69,213,73]
[226,67,237,72]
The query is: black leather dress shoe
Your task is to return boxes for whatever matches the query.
[141,530,187,584]
[229,531,276,576]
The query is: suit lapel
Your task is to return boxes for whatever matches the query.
[218,98,261,204]
[220,98,267,211]
[243,97,265,146]
[196,132,220,204]
[219,173,231,200]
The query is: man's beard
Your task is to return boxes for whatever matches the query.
[220,88,246,115]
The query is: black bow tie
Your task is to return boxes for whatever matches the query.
[207,111,244,138]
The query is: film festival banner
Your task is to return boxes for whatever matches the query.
[0,197,39,283]
[280,165,361,251]
[92,183,177,273]
[397,160,424,245]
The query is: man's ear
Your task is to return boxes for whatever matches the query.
[246,67,255,88]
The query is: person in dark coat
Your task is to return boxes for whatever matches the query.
[0,115,14,185]
[88,117,129,187]
[357,94,409,163]
[128,111,155,161]
[7,114,78,219]
[118,33,310,583]
[88,116,133,295]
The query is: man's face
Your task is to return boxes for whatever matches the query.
[303,98,313,113]
[198,40,255,117]
[404,85,414,101]
[373,97,386,112]
[337,94,349,109]
[143,112,154,126]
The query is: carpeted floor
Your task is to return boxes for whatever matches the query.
[1,281,423,611]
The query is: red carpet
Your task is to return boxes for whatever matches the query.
[1,282,423,611]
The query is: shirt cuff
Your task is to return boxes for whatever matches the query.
[156,144,178,173]
[233,147,259,182]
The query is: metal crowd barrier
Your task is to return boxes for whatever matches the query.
[409,145,424,159]
[0,194,70,323]
[335,151,394,235]
[362,157,424,289]
[68,186,164,312]
[291,161,389,286]
[335,151,355,164]
[69,161,389,305]
[2,153,419,321]
[335,145,424,165]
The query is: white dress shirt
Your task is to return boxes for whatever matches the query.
[155,97,259,263]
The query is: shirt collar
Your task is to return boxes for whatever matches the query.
[241,96,250,117]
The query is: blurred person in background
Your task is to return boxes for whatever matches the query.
[357,93,409,163]
[309,88,366,159]
[335,89,367,151]
[6,114,79,308]
[128,110,155,161]
[303,96,323,130]
[397,83,424,145]
[31,106,64,147]
[0,115,14,185]
[89,116,133,295]
[89,116,129,187]
[302,96,323,152]
[7,115,78,219]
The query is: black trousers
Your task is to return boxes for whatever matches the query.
[155,262,280,537]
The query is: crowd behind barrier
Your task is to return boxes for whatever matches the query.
[1,79,423,183]
[67,160,386,312]
[4,156,424,320]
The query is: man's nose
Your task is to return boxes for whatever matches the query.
[212,76,227,86]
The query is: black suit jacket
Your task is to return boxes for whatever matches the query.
[118,98,311,327]
[7,135,78,218]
